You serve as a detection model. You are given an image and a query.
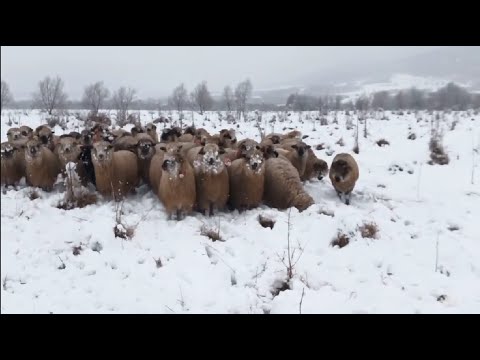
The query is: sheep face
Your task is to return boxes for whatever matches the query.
[184,126,196,135]
[161,128,175,142]
[290,142,310,158]
[58,140,80,159]
[25,139,43,160]
[92,142,114,163]
[330,159,351,183]
[194,144,226,174]
[161,145,184,177]
[131,125,144,136]
[314,159,329,180]
[19,126,34,139]
[35,126,54,145]
[81,130,93,145]
[245,149,264,174]
[7,128,22,142]
[136,139,155,160]
[145,123,157,137]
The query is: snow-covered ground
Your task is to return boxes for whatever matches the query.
[1,109,480,314]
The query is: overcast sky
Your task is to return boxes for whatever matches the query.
[1,46,441,100]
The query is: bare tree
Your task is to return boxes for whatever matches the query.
[223,85,234,112]
[1,80,13,112]
[168,83,189,114]
[33,76,68,115]
[234,79,253,120]
[192,81,214,115]
[82,81,110,115]
[112,86,136,124]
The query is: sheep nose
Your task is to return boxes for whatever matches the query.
[251,162,258,170]
[298,148,305,156]
[318,175,324,180]
[65,148,71,153]
[98,154,104,160]
[208,158,215,165]
[334,175,340,182]
[14,135,19,140]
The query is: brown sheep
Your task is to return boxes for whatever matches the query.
[131,124,145,137]
[263,152,314,212]
[301,148,329,182]
[278,139,310,178]
[1,142,25,187]
[264,133,283,145]
[190,143,229,216]
[145,123,159,143]
[218,129,237,148]
[329,153,359,205]
[160,127,182,142]
[227,147,265,212]
[24,138,61,192]
[158,144,196,220]
[135,137,156,185]
[91,141,139,200]
[282,130,302,140]
[178,133,195,142]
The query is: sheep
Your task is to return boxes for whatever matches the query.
[227,147,265,211]
[24,137,61,192]
[278,139,310,177]
[91,141,139,200]
[301,148,329,182]
[135,137,156,185]
[111,128,130,139]
[329,153,359,205]
[158,144,196,220]
[145,123,159,143]
[190,143,229,216]
[282,130,302,140]
[55,136,87,183]
[131,124,145,137]
[79,144,96,187]
[263,150,314,212]
[1,142,25,188]
[218,129,237,148]
[264,133,283,145]
[80,129,94,146]
[68,131,82,141]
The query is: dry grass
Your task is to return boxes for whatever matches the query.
[114,223,135,240]
[376,139,390,147]
[331,232,350,248]
[353,144,359,154]
[72,245,83,256]
[320,118,328,126]
[258,214,275,229]
[200,224,224,242]
[28,190,40,200]
[407,133,417,140]
[358,222,379,239]
[316,143,326,150]
[336,137,345,147]
[429,137,450,165]
[57,193,97,210]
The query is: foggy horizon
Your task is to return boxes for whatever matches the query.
[0,46,466,101]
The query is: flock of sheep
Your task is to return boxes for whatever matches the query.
[1,120,360,220]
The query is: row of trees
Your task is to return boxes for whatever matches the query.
[0,77,254,119]
[286,83,480,112]
[2,77,480,115]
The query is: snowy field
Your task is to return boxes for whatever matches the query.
[1,109,480,314]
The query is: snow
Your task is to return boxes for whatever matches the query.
[1,109,480,314]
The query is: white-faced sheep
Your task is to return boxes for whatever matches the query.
[191,143,229,216]
[24,137,61,192]
[56,136,87,183]
[35,125,57,151]
[329,153,359,205]
[227,147,265,211]
[91,141,139,200]
[158,144,196,220]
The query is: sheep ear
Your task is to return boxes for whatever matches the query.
[291,144,298,149]
[51,131,55,134]
[159,146,167,152]
[307,145,311,149]
[198,147,205,155]
[231,138,237,144]
[107,144,114,150]
[218,147,226,155]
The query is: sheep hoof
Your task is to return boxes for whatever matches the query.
[345,199,350,205]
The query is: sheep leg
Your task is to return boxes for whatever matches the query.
[176,208,182,221]
[345,192,351,206]
[209,203,214,217]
